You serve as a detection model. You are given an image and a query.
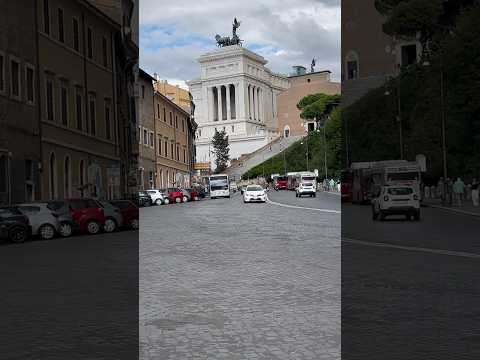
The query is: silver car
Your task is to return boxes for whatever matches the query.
[17,203,60,240]
[98,201,123,233]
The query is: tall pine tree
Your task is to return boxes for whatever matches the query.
[212,130,230,173]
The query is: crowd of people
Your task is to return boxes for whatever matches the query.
[423,177,479,207]
[321,178,341,192]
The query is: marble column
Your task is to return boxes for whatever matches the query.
[208,87,214,122]
[226,84,231,121]
[216,85,223,122]
[248,85,253,120]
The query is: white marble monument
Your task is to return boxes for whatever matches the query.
[187,45,290,168]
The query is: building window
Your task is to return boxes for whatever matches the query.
[64,156,71,197]
[102,37,108,67]
[163,108,166,122]
[176,144,179,161]
[157,104,160,118]
[284,125,290,138]
[60,81,68,126]
[183,148,186,163]
[401,44,417,67]
[76,89,82,130]
[25,65,35,104]
[158,136,162,156]
[87,27,93,59]
[171,143,174,159]
[72,18,79,51]
[58,8,64,43]
[89,94,96,135]
[169,112,172,125]
[143,128,148,145]
[49,152,56,199]
[43,0,50,35]
[105,101,111,140]
[0,53,4,93]
[182,118,185,132]
[175,116,178,128]
[10,59,20,99]
[149,131,154,148]
[141,85,145,99]
[46,78,54,121]
[347,61,358,80]
[164,139,168,156]
[198,129,202,137]
[231,125,234,133]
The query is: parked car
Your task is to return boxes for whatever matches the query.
[157,189,170,204]
[46,201,78,237]
[372,184,420,221]
[109,200,139,229]
[243,185,267,203]
[98,201,123,233]
[52,198,106,235]
[146,189,167,205]
[185,188,200,201]
[181,189,191,202]
[0,206,30,243]
[17,203,61,240]
[192,185,207,199]
[166,188,187,203]
[138,191,153,207]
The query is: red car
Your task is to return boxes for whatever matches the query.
[185,188,200,201]
[109,200,139,229]
[64,198,106,234]
[167,188,187,203]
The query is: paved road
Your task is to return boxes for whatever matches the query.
[0,230,139,359]
[140,190,340,359]
[342,203,480,359]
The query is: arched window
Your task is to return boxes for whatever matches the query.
[49,152,57,199]
[345,51,359,80]
[284,125,290,138]
[64,155,71,198]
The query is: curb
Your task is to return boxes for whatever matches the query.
[423,203,480,218]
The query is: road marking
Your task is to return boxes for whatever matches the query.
[425,204,480,219]
[266,196,341,214]
[343,237,480,259]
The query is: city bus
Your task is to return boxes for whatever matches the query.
[209,174,230,199]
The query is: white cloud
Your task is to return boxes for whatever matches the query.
[140,0,340,84]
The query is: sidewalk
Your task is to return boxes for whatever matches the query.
[422,198,480,217]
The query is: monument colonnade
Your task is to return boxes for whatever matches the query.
[207,82,265,124]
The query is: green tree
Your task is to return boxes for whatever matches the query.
[297,93,340,121]
[212,129,230,173]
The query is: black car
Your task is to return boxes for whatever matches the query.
[0,206,30,243]
[138,191,152,207]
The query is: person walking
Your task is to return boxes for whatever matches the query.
[437,177,446,205]
[472,178,479,207]
[453,177,466,206]
[446,178,453,205]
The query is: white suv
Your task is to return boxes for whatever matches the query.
[296,181,316,198]
[146,189,167,205]
[372,185,420,221]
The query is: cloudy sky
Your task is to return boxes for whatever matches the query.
[139,0,340,89]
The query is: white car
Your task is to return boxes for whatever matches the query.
[243,185,267,203]
[372,184,420,221]
[17,203,61,240]
[146,189,167,205]
[296,181,317,198]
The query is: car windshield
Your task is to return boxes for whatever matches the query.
[277,176,287,181]
[387,173,418,181]
[0,207,22,217]
[247,185,263,191]
[302,182,313,186]
[387,187,414,195]
[139,191,149,196]
[302,176,315,181]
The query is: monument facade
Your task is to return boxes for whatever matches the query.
[187,20,290,167]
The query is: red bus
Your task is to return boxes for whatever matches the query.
[274,176,288,190]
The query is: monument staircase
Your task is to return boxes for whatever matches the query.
[226,134,302,179]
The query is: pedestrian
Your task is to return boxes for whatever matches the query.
[453,177,466,206]
[437,177,445,205]
[446,178,453,205]
[329,178,335,192]
[472,178,479,207]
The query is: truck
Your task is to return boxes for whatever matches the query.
[350,160,422,204]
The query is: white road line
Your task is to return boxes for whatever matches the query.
[266,196,341,214]
[343,237,480,259]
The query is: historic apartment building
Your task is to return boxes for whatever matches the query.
[0,0,41,205]
[138,69,156,190]
[277,69,340,137]
[154,90,196,189]
[342,0,421,106]
[153,77,191,112]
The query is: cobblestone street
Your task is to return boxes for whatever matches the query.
[140,191,340,359]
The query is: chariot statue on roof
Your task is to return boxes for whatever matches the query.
[215,18,243,47]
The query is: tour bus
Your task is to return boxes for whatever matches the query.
[273,175,288,190]
[287,171,317,190]
[209,174,230,199]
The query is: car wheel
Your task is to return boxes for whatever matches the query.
[9,226,28,243]
[313,193,316,198]
[163,198,170,205]
[182,196,188,203]
[104,218,117,233]
[155,199,162,206]
[130,218,139,230]
[59,222,73,237]
[39,224,56,240]
[175,197,182,203]
[86,220,101,235]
